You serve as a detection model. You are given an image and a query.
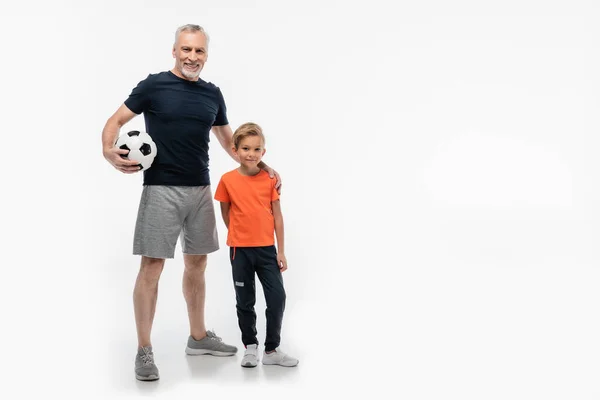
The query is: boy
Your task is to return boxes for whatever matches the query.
[214,122,298,368]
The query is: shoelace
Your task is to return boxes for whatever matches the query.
[207,330,223,342]
[140,349,155,366]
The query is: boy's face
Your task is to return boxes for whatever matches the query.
[234,135,266,169]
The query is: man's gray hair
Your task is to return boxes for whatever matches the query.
[174,24,210,47]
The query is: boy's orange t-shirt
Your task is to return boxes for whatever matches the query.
[214,169,280,247]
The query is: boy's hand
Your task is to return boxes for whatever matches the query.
[277,253,288,272]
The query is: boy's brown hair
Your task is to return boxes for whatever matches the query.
[232,122,265,150]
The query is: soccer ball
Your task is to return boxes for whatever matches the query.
[115,130,157,171]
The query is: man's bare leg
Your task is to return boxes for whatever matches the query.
[183,254,208,340]
[183,254,238,356]
[133,256,165,348]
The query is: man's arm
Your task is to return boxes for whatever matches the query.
[219,201,231,229]
[272,199,287,271]
[211,124,239,163]
[211,124,282,192]
[102,103,143,173]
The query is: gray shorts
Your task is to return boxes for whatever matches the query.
[133,185,219,259]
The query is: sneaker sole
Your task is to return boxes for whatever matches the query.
[185,346,236,356]
[241,358,258,368]
[241,362,258,368]
[135,373,159,381]
[262,360,299,367]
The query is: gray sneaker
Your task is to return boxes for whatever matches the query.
[135,346,159,381]
[185,330,238,356]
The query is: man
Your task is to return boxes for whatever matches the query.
[101,24,281,381]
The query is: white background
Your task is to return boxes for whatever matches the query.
[1,0,599,398]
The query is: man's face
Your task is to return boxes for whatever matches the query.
[172,31,208,81]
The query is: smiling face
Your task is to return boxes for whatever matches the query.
[234,135,266,172]
[171,30,208,81]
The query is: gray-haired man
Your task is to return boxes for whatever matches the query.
[101,24,282,381]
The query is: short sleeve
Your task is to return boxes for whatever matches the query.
[213,88,229,126]
[214,177,230,202]
[124,74,152,115]
[271,179,280,202]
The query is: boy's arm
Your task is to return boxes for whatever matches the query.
[272,200,287,271]
[219,202,231,229]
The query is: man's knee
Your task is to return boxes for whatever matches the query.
[139,256,165,283]
[184,254,208,272]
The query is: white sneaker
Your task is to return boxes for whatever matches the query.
[262,347,299,367]
[241,344,259,368]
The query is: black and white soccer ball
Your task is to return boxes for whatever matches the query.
[115,130,157,171]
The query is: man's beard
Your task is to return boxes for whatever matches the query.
[181,63,201,80]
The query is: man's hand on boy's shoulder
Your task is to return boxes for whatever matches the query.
[260,163,282,194]
[277,253,288,272]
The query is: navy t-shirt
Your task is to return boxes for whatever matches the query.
[124,71,229,186]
